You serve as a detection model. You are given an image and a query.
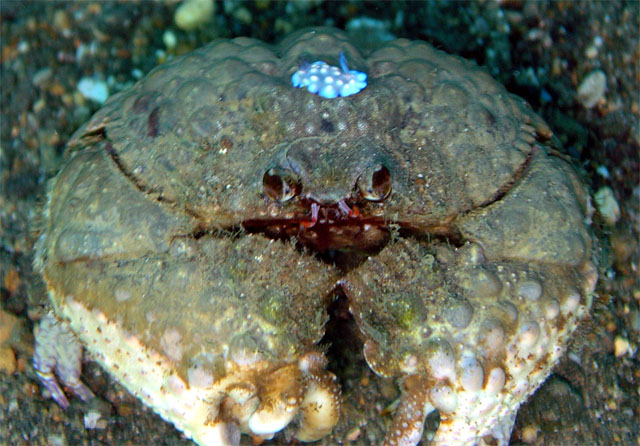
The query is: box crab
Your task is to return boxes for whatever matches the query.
[34,28,597,446]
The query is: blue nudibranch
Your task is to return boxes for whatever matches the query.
[291,52,367,98]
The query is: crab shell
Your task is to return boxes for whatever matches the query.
[35,27,597,446]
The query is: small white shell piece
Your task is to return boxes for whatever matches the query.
[291,52,367,98]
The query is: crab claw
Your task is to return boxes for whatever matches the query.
[248,363,305,436]
[295,352,341,442]
[245,351,341,440]
[213,351,340,445]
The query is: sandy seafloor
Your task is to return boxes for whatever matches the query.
[0,1,638,445]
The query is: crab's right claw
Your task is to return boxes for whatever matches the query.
[295,352,341,441]
[207,351,341,446]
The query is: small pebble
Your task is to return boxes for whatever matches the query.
[275,18,293,34]
[84,410,107,429]
[233,6,252,25]
[577,70,606,108]
[53,10,71,33]
[521,424,539,444]
[596,165,610,179]
[47,434,66,446]
[33,98,46,113]
[163,30,177,51]
[585,45,598,59]
[345,427,361,442]
[614,336,629,357]
[32,67,53,87]
[155,49,167,64]
[594,186,621,226]
[0,346,16,374]
[17,41,29,53]
[16,356,27,372]
[77,77,109,104]
[23,381,39,397]
[174,0,215,31]
[0,310,18,344]
[116,403,134,417]
[8,398,18,412]
[131,68,144,80]
[49,81,65,96]
[3,269,21,296]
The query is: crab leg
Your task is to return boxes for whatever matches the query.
[34,368,70,409]
[310,203,320,225]
[337,199,352,216]
[301,203,321,228]
[383,375,435,446]
[33,313,95,409]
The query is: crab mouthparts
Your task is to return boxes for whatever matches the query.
[243,200,389,253]
[302,200,358,228]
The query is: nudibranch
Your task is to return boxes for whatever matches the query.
[291,52,367,98]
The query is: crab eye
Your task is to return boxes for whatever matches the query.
[358,164,392,202]
[263,168,299,202]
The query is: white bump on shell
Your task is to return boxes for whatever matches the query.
[486,367,506,394]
